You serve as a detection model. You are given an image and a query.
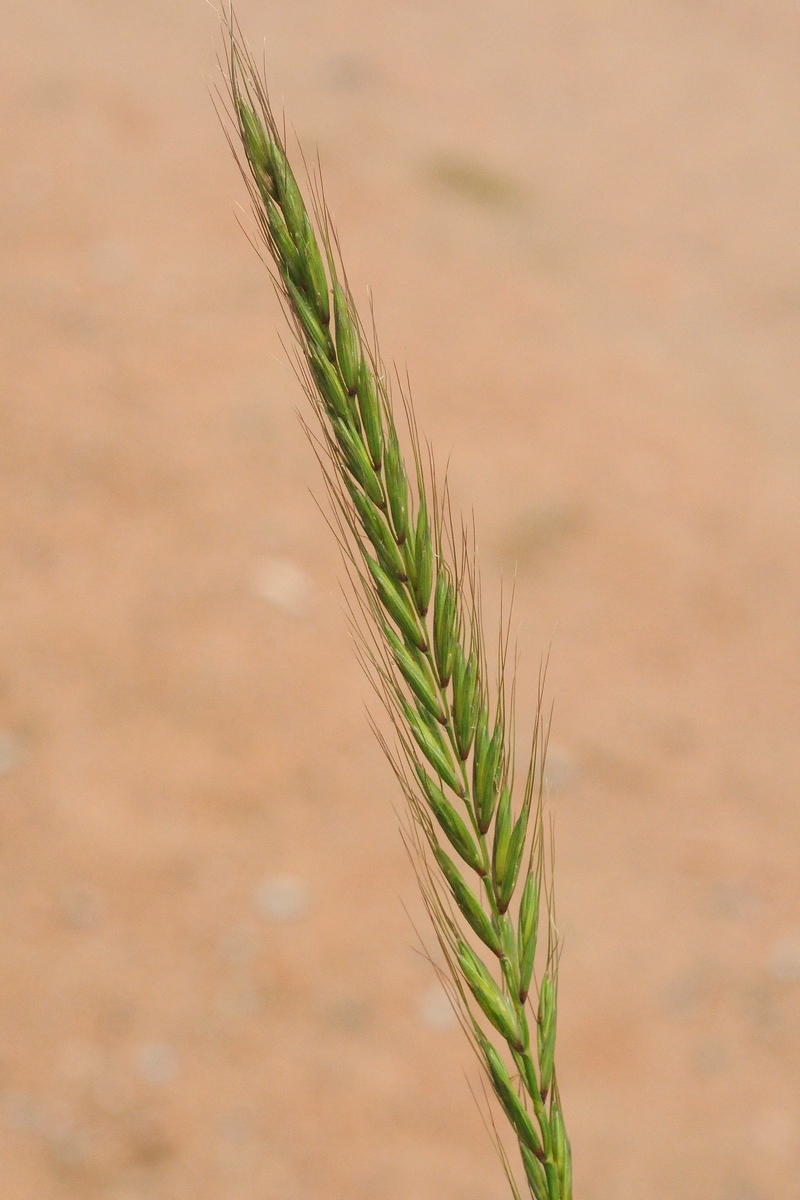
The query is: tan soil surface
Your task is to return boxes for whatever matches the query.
[1,2,799,1198]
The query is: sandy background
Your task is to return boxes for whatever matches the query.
[1,1,799,1198]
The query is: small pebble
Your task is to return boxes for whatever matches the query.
[768,935,800,983]
[137,1042,177,1087]
[253,558,312,616]
[0,732,20,775]
[256,876,308,922]
[418,984,456,1031]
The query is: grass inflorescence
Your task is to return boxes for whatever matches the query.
[218,16,572,1199]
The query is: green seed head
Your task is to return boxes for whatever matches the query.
[497,802,529,914]
[301,217,331,326]
[415,766,485,875]
[498,917,522,1002]
[271,144,307,248]
[400,697,462,795]
[412,496,433,616]
[452,647,479,760]
[537,973,556,1100]
[520,1144,549,1200]
[367,558,425,650]
[552,1106,573,1200]
[265,198,303,286]
[334,419,385,507]
[456,941,523,1051]
[492,784,513,890]
[333,283,360,394]
[478,1034,542,1157]
[433,569,458,688]
[238,102,274,188]
[473,713,503,834]
[356,359,383,471]
[351,489,407,582]
[401,524,417,588]
[307,342,348,414]
[517,869,540,1003]
[388,630,445,723]
[223,34,571,1187]
[292,285,334,360]
[434,848,500,955]
[384,424,409,544]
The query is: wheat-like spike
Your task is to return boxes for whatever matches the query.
[218,13,571,1198]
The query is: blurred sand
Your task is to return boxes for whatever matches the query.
[1,2,799,1198]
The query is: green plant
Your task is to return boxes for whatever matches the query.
[218,16,572,1198]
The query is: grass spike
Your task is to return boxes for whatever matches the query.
[218,12,571,1195]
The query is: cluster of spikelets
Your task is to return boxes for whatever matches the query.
[219,18,572,1200]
